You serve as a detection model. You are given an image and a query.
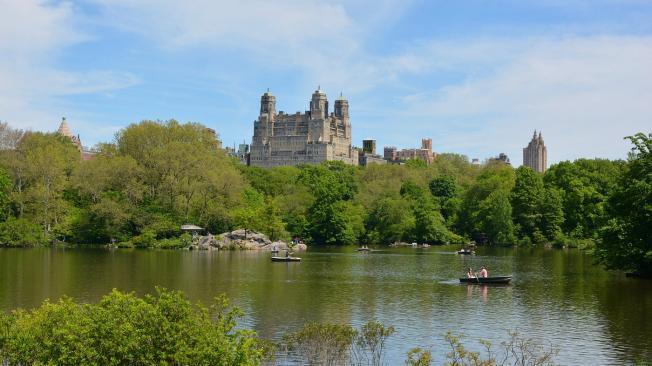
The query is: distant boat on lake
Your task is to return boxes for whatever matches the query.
[459,276,511,284]
[271,256,301,262]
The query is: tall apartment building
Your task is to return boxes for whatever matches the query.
[523,131,548,173]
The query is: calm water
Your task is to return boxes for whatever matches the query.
[1,246,651,365]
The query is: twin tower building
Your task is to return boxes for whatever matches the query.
[249,88,548,172]
[249,88,358,167]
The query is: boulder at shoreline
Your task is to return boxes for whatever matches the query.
[189,229,306,251]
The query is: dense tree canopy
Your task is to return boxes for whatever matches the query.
[596,133,652,275]
[0,120,646,275]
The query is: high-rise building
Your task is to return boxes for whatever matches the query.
[249,89,358,167]
[523,130,547,173]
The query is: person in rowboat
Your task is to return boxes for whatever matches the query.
[466,268,476,278]
[479,266,488,278]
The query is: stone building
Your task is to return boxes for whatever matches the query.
[57,117,95,161]
[384,146,398,161]
[249,89,358,167]
[395,138,436,164]
[363,139,376,154]
[523,130,547,173]
[489,153,511,165]
[358,139,386,166]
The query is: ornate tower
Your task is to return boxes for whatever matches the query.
[334,93,349,118]
[260,90,276,117]
[523,130,548,173]
[310,87,328,120]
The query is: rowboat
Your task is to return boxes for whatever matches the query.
[457,249,475,255]
[271,256,301,262]
[356,248,371,252]
[459,276,511,284]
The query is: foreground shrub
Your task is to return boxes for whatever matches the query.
[406,347,432,366]
[444,331,557,366]
[282,322,357,366]
[281,323,558,366]
[281,320,395,366]
[0,288,266,365]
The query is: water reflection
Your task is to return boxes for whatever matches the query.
[466,284,489,303]
[0,246,650,364]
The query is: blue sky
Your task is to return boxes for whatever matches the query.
[2,0,652,165]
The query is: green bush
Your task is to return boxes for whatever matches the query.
[116,241,134,248]
[130,230,156,248]
[0,288,266,365]
[0,217,48,247]
[552,233,595,250]
[154,233,192,249]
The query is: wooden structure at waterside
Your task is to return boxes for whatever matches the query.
[181,224,204,236]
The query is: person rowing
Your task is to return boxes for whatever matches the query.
[479,266,488,278]
[466,267,476,278]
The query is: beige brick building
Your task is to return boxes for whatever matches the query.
[249,89,358,167]
[523,130,547,173]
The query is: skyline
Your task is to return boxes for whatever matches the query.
[2,1,652,165]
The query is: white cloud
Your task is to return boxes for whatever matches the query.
[383,36,652,164]
[88,0,415,93]
[91,0,358,51]
[0,0,137,135]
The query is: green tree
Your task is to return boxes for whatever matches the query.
[0,167,10,220]
[429,175,457,201]
[298,162,360,244]
[232,188,265,238]
[539,187,564,241]
[457,162,516,241]
[399,180,455,243]
[412,199,451,244]
[365,197,414,244]
[4,132,80,236]
[510,166,545,241]
[597,133,652,275]
[544,159,622,238]
[429,175,459,222]
[478,190,516,245]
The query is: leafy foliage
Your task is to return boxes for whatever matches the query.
[0,288,266,365]
[0,119,646,275]
[281,320,395,366]
[597,133,652,275]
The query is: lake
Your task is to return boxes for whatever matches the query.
[1,246,650,364]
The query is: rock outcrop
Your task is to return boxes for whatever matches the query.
[189,230,307,251]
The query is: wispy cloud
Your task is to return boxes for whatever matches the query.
[0,0,138,133]
[378,36,652,163]
[1,0,650,163]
